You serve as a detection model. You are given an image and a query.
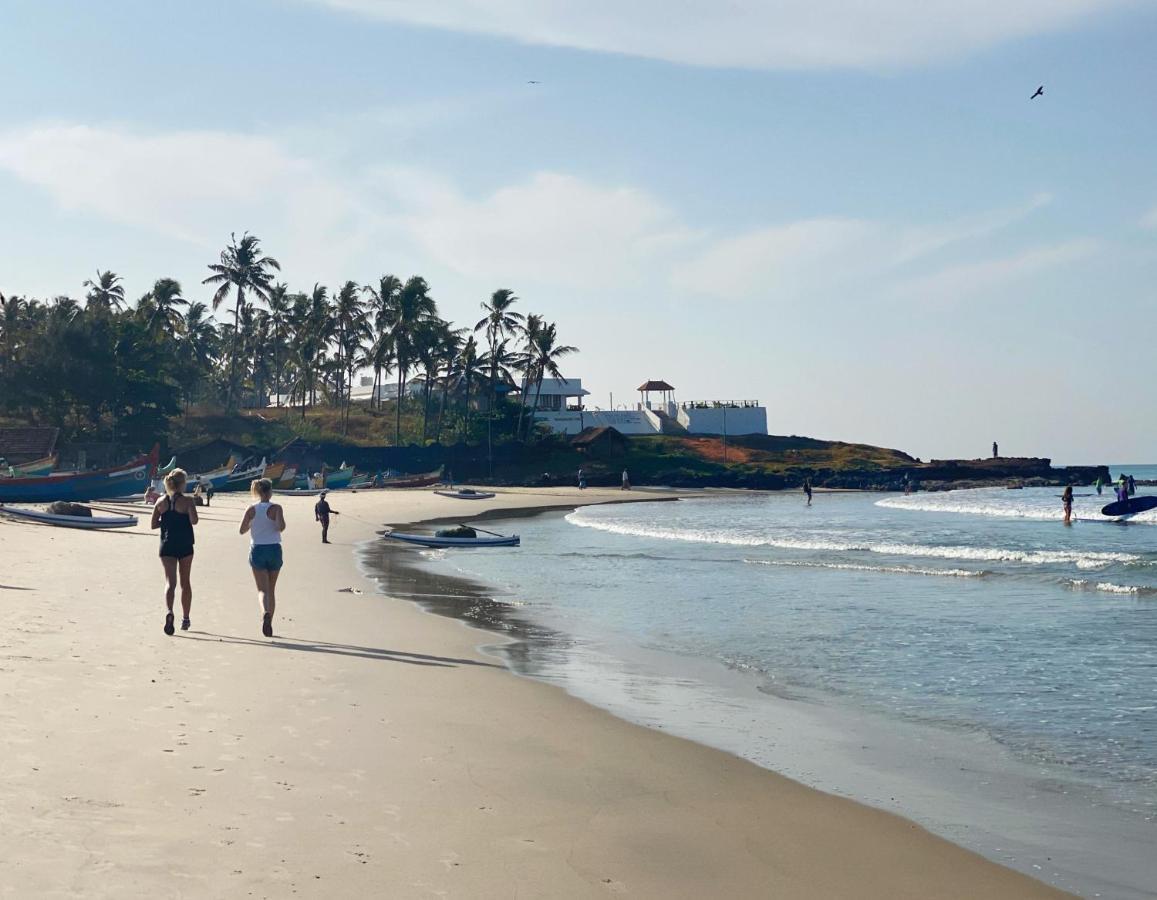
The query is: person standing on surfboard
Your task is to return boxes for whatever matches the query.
[1062,485,1074,524]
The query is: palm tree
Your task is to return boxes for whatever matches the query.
[265,283,293,411]
[363,275,402,411]
[514,313,542,441]
[372,275,437,445]
[0,293,26,378]
[474,289,523,469]
[451,335,485,442]
[203,232,281,408]
[332,280,368,431]
[176,301,218,414]
[138,277,187,336]
[289,284,331,417]
[83,270,125,313]
[525,322,578,441]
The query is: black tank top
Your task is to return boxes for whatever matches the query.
[160,496,195,548]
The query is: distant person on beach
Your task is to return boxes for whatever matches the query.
[240,478,286,638]
[803,478,813,506]
[314,490,339,543]
[621,469,630,491]
[578,467,586,490]
[1062,485,1074,524]
[992,441,999,458]
[903,473,913,495]
[150,467,198,635]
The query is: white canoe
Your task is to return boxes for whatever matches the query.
[385,531,519,548]
[0,505,138,529]
[433,490,496,500]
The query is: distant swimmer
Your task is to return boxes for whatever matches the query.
[1031,85,1044,99]
[1062,485,1073,524]
[803,477,813,506]
[1094,474,1104,495]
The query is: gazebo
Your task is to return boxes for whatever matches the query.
[637,379,675,411]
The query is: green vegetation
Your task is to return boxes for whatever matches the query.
[0,232,578,452]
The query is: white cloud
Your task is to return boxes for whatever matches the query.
[890,239,1098,304]
[399,171,696,285]
[1141,207,1157,229]
[0,121,1094,314]
[307,0,1131,69]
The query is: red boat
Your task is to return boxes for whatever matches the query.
[0,446,159,504]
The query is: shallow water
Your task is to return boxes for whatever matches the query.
[363,486,1157,897]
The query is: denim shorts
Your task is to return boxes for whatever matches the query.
[249,543,284,571]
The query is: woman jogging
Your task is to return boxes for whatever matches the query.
[240,478,286,637]
[150,467,198,635]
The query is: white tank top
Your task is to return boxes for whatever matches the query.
[249,501,282,545]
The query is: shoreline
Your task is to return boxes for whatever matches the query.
[363,502,1153,899]
[0,486,1072,897]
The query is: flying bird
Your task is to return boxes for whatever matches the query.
[527,80,541,84]
[1031,85,1044,99]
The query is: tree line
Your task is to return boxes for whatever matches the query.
[0,232,578,449]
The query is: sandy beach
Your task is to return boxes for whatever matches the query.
[0,487,1069,898]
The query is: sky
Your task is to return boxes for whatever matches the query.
[1,0,1155,462]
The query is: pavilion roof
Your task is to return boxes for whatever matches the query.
[637,380,675,392]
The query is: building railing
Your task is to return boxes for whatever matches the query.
[680,400,762,409]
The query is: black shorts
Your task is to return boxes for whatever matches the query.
[160,545,194,560]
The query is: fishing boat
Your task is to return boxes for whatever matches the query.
[322,464,355,490]
[198,458,267,492]
[274,488,324,497]
[0,505,138,529]
[273,465,298,489]
[2,454,58,477]
[156,456,178,477]
[373,467,444,489]
[0,448,157,504]
[434,488,496,500]
[385,527,519,548]
[194,455,241,490]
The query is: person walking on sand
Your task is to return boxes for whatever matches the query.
[1062,485,1074,524]
[578,467,587,490]
[803,477,813,506]
[150,467,198,635]
[240,478,286,638]
[621,469,630,491]
[314,490,339,543]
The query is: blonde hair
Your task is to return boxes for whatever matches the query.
[251,477,274,500]
[164,468,188,494]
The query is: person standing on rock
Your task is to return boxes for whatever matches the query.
[992,441,999,459]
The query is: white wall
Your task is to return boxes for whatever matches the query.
[678,406,767,435]
[534,409,659,435]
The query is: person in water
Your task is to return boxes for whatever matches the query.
[314,490,339,543]
[150,467,198,635]
[804,477,813,506]
[1128,474,1136,497]
[1094,475,1103,496]
[1062,485,1074,524]
[240,478,286,637]
[1117,474,1128,502]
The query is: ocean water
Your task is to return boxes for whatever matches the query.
[363,485,1157,898]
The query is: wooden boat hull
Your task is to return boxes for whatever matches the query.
[0,505,138,529]
[386,531,519,548]
[434,490,496,500]
[4,454,58,477]
[0,452,154,503]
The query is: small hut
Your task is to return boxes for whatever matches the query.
[571,426,628,459]
[637,379,676,412]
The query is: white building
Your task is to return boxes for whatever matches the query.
[526,378,767,437]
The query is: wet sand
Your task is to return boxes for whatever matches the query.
[0,486,1069,897]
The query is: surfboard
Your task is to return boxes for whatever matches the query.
[1100,496,1157,517]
